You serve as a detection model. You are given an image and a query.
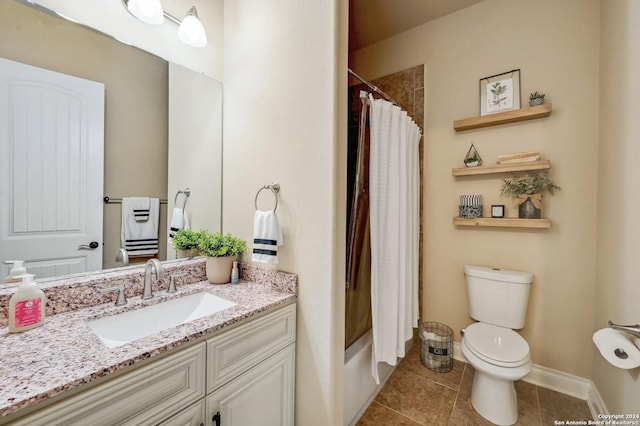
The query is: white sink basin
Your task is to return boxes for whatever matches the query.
[87,292,237,348]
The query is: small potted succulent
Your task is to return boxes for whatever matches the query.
[529,91,546,107]
[198,231,247,284]
[171,229,201,259]
[500,169,560,219]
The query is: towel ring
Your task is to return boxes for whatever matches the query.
[174,188,191,209]
[254,183,280,212]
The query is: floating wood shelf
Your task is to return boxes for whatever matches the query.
[453,217,552,229]
[453,103,552,132]
[452,160,551,177]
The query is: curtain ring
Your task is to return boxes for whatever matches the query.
[254,183,280,212]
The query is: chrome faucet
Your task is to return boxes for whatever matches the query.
[143,259,164,299]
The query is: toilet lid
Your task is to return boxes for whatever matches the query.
[464,323,530,366]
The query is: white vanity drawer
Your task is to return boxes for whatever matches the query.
[12,343,206,426]
[206,303,296,392]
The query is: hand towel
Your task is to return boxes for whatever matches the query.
[168,207,190,241]
[252,210,283,264]
[121,197,160,257]
[128,196,150,222]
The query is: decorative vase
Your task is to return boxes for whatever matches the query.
[518,196,542,219]
[529,98,544,107]
[176,249,199,259]
[205,256,237,284]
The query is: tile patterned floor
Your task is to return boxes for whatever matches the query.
[356,347,593,425]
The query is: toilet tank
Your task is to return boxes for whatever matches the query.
[464,265,533,329]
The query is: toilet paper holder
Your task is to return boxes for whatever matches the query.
[608,320,640,338]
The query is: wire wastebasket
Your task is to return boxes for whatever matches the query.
[420,322,454,373]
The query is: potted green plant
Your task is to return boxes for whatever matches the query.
[171,229,202,259]
[198,231,247,284]
[529,91,545,107]
[500,169,560,219]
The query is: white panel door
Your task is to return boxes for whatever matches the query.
[0,57,104,279]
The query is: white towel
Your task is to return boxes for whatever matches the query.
[252,210,283,264]
[168,207,190,241]
[128,196,150,222]
[121,197,160,257]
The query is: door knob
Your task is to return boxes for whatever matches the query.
[78,241,99,250]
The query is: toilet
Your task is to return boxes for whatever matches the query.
[461,265,533,426]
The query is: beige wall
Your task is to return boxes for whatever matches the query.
[595,0,640,414]
[351,0,600,379]
[0,1,168,268]
[222,0,347,423]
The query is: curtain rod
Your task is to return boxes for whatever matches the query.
[348,68,399,106]
[348,68,422,134]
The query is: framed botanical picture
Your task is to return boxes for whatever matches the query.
[480,69,520,116]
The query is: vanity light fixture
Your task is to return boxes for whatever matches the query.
[124,0,164,25]
[121,0,208,47]
[175,6,207,48]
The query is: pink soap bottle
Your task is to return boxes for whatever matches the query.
[8,274,46,333]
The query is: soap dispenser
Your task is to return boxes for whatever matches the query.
[9,274,46,333]
[231,261,239,284]
[3,260,27,284]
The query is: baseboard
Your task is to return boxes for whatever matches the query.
[453,342,608,419]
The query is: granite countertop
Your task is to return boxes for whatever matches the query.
[0,264,297,420]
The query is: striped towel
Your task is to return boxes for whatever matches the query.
[168,207,190,241]
[121,197,160,256]
[129,196,150,222]
[252,210,283,264]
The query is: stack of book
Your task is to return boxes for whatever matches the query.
[496,152,540,165]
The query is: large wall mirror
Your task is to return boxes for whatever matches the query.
[0,0,222,280]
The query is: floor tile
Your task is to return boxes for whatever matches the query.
[357,358,593,426]
[398,346,464,391]
[514,381,543,426]
[375,367,457,425]
[356,401,422,425]
[538,387,592,423]
[459,364,475,397]
[450,395,497,426]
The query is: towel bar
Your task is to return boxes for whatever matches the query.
[104,196,167,204]
[255,183,280,212]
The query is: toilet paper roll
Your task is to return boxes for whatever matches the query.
[592,328,640,369]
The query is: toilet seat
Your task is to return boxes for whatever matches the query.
[464,323,530,368]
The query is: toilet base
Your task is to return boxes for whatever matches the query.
[471,369,518,425]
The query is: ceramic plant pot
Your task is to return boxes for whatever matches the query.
[529,98,544,107]
[518,197,541,219]
[176,249,200,259]
[205,255,237,284]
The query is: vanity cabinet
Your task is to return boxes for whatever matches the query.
[10,343,207,426]
[7,303,296,426]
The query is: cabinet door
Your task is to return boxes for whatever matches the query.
[206,345,295,426]
[158,399,206,426]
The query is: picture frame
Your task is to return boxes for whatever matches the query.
[480,69,520,116]
[491,205,505,218]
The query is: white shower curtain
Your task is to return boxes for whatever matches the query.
[368,94,421,384]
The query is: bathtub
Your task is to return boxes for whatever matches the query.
[343,330,395,425]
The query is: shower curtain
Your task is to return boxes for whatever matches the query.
[368,94,421,384]
[345,92,372,349]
